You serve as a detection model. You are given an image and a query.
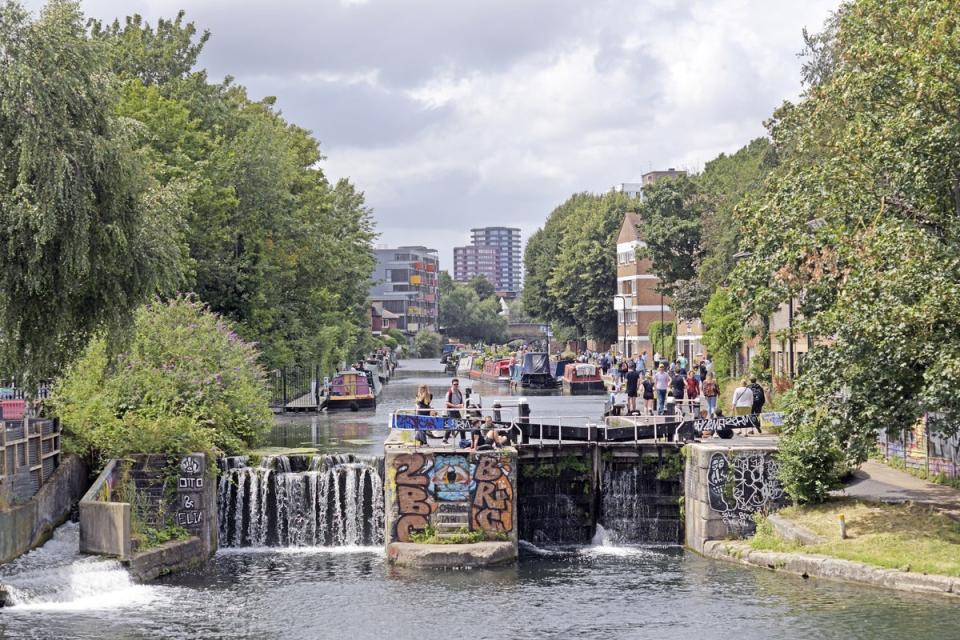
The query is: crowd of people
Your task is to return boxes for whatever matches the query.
[411,379,511,450]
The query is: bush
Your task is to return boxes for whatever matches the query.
[776,405,846,504]
[52,296,272,463]
[413,330,443,358]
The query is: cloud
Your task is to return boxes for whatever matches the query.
[24,0,839,269]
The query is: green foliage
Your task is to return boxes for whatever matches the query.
[0,1,187,384]
[732,0,960,499]
[701,288,742,380]
[413,330,443,358]
[53,296,272,463]
[409,524,490,545]
[467,274,496,301]
[647,321,675,357]
[776,398,846,504]
[439,281,507,343]
[637,175,703,299]
[89,10,210,86]
[93,10,377,370]
[525,192,630,343]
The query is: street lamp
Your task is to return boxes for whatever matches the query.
[613,295,629,358]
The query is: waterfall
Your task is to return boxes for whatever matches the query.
[218,454,384,547]
[599,460,682,545]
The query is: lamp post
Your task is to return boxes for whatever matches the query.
[614,295,628,359]
[659,292,665,360]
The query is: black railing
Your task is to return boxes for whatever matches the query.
[0,380,53,400]
[267,366,320,409]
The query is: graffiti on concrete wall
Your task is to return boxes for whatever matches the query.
[879,414,959,479]
[393,453,435,542]
[429,455,475,501]
[471,455,514,534]
[390,451,515,542]
[707,452,785,532]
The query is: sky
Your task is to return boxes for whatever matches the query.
[26,0,838,271]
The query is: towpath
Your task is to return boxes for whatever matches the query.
[834,460,960,521]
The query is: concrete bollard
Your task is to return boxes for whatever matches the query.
[839,514,847,539]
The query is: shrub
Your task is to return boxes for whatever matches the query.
[52,296,272,464]
[776,404,846,504]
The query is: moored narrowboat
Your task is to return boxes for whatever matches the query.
[481,358,512,383]
[322,370,376,411]
[456,353,474,378]
[469,357,484,380]
[561,363,605,394]
[510,352,556,389]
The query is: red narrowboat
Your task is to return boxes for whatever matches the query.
[561,363,605,394]
[481,358,512,383]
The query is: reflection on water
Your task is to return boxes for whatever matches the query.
[269,358,608,454]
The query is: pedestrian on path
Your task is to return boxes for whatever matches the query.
[642,373,655,415]
[702,372,720,417]
[654,365,670,415]
[443,378,465,444]
[625,364,640,414]
[732,379,754,416]
[748,377,766,415]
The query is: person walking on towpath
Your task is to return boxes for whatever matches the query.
[641,373,655,415]
[670,368,686,414]
[731,378,754,417]
[702,372,720,417]
[685,369,700,405]
[625,364,640,414]
[443,378,465,444]
[748,376,766,415]
[654,365,671,415]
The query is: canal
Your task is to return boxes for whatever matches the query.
[1,359,957,639]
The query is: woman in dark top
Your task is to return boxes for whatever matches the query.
[641,374,655,415]
[414,385,432,445]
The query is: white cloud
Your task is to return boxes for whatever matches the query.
[24,0,839,269]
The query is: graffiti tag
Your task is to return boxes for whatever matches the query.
[471,456,514,533]
[393,453,435,541]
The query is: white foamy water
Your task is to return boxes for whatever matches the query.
[0,522,166,612]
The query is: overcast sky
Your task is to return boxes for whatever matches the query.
[28,0,838,270]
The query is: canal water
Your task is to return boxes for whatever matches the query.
[1,359,958,639]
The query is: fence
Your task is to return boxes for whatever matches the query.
[878,413,959,480]
[0,417,62,505]
[266,365,320,409]
[0,381,53,401]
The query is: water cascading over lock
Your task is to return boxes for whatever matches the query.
[218,454,385,547]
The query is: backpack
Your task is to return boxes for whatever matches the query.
[751,383,766,406]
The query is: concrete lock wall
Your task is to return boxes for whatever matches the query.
[0,455,88,564]
[80,453,217,566]
[384,448,518,545]
[684,442,789,553]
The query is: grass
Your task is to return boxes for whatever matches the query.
[408,524,508,545]
[751,498,960,577]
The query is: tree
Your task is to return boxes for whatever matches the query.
[700,288,741,381]
[95,9,377,371]
[0,1,186,383]
[733,0,960,500]
[544,192,631,344]
[638,176,704,307]
[467,274,495,301]
[413,330,443,358]
[439,281,507,343]
[647,321,675,358]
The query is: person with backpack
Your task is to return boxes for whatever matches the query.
[748,377,766,415]
[442,378,465,445]
[702,372,720,417]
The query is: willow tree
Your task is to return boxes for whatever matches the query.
[0,1,184,383]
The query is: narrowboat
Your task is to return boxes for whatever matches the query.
[553,358,574,380]
[510,352,556,389]
[481,358,512,383]
[561,363,605,394]
[321,370,376,411]
[456,353,474,378]
[440,343,465,364]
[469,357,484,380]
